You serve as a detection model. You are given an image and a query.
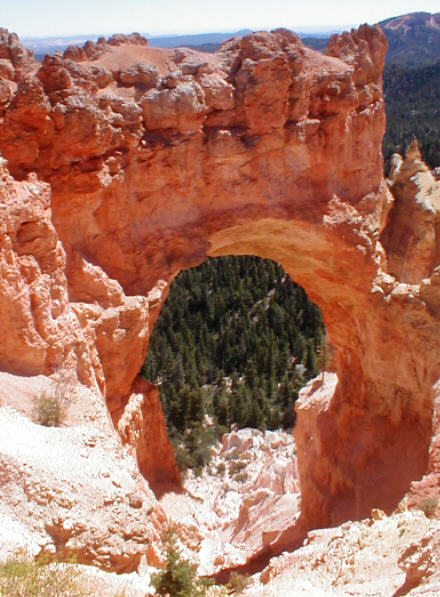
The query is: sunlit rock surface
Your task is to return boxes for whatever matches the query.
[160,428,300,575]
[1,25,440,585]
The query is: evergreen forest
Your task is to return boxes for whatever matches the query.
[142,258,324,471]
[383,61,440,171]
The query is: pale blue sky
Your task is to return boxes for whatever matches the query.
[1,0,439,38]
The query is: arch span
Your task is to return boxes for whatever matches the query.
[0,25,438,539]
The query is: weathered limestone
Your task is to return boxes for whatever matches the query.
[1,25,440,568]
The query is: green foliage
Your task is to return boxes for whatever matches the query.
[151,528,212,596]
[316,334,332,382]
[142,256,324,471]
[172,421,217,474]
[233,472,248,484]
[0,552,84,596]
[33,392,66,427]
[383,61,440,171]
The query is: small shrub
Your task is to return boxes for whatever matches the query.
[33,375,73,427]
[228,460,246,476]
[226,571,249,593]
[216,463,226,476]
[33,392,66,427]
[173,443,196,474]
[233,472,248,484]
[152,526,214,596]
[0,552,85,596]
[418,496,439,518]
[226,450,240,461]
[172,424,217,475]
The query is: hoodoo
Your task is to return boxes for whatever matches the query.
[1,24,440,570]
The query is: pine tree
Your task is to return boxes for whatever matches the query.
[151,527,201,597]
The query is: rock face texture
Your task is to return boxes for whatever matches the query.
[247,508,440,596]
[1,23,440,569]
[160,428,300,576]
[116,376,181,496]
[0,406,165,572]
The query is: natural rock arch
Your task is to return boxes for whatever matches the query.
[1,25,440,547]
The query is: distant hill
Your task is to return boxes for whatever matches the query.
[148,30,252,48]
[24,34,102,60]
[25,29,253,60]
[302,12,440,64]
[298,12,440,64]
[24,12,440,67]
[380,12,440,64]
[300,37,328,51]
[167,12,440,64]
[25,28,339,61]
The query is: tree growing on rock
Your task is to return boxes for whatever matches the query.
[151,526,213,596]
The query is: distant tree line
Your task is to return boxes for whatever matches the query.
[383,61,440,171]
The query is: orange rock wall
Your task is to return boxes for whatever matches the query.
[1,25,440,535]
[116,376,181,496]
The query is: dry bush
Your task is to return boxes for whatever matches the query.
[0,553,84,596]
[226,571,249,593]
[233,472,248,483]
[32,373,74,427]
[418,496,439,518]
[33,392,66,427]
[228,460,246,476]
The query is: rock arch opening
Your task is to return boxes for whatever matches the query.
[130,207,433,534]
[143,255,325,469]
[142,254,328,573]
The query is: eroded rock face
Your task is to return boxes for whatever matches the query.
[160,428,300,575]
[251,509,440,596]
[382,140,440,284]
[0,406,165,572]
[1,25,440,567]
[116,376,181,496]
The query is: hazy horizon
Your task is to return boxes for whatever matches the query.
[20,25,348,42]
[2,0,440,39]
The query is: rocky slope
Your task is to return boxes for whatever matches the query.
[0,405,166,572]
[245,507,440,596]
[380,12,440,64]
[1,23,440,592]
[160,427,300,575]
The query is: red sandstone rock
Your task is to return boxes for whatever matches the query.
[116,376,181,497]
[382,139,440,284]
[0,28,35,76]
[1,24,440,571]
